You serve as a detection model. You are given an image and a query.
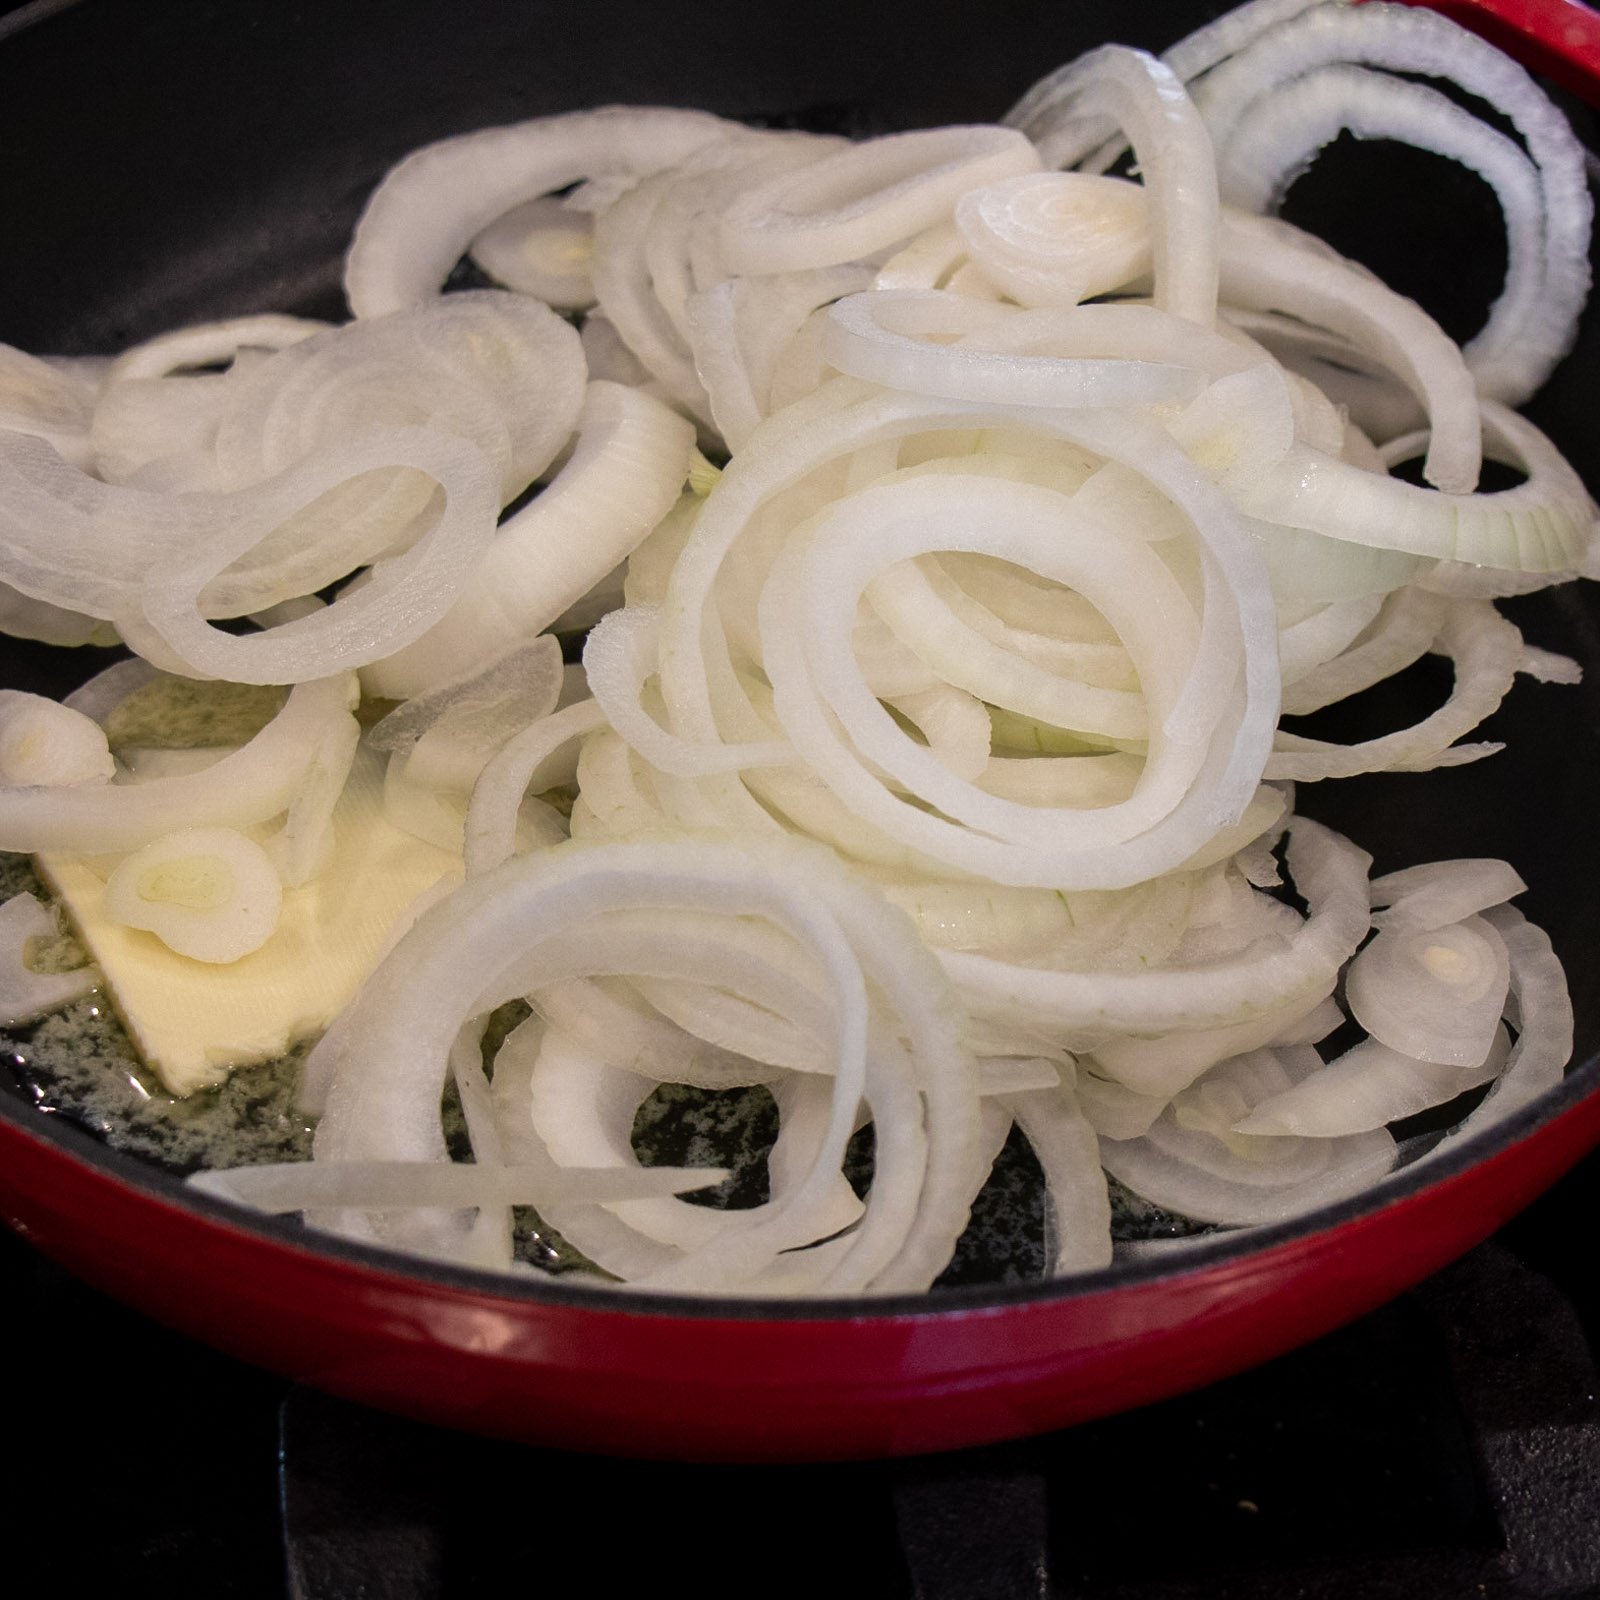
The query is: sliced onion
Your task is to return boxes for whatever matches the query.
[1216,64,1547,402]
[310,834,982,1293]
[1219,210,1480,494]
[106,315,329,384]
[955,172,1152,308]
[822,289,1205,409]
[1006,1079,1113,1272]
[345,106,737,317]
[1235,402,1593,571]
[1345,913,1510,1068]
[102,826,284,963]
[0,692,115,787]
[189,1156,727,1213]
[1190,0,1591,404]
[1235,1027,1510,1137]
[0,893,98,1024]
[1370,857,1526,934]
[718,126,1040,276]
[369,636,562,762]
[363,382,694,700]
[943,817,1369,1036]
[464,698,606,876]
[1100,1044,1397,1225]
[1413,905,1570,1150]
[469,196,597,310]
[1266,599,1522,781]
[0,672,356,855]
[1006,45,1221,327]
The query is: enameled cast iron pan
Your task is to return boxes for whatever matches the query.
[3,0,1600,1463]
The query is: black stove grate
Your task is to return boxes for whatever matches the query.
[269,1244,1600,1600]
[9,1213,1600,1599]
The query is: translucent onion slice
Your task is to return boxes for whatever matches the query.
[0,692,115,787]
[1234,402,1594,570]
[309,834,982,1294]
[464,699,607,877]
[1005,45,1221,327]
[382,751,469,853]
[188,1157,727,1213]
[943,817,1369,1035]
[1099,1045,1397,1225]
[265,713,361,888]
[718,125,1041,276]
[822,289,1205,409]
[1370,857,1526,934]
[1189,0,1591,404]
[0,672,357,856]
[102,826,284,963]
[1234,1026,1510,1137]
[368,636,564,795]
[363,382,694,700]
[1345,914,1510,1067]
[1005,1080,1113,1272]
[1412,905,1570,1151]
[345,105,737,318]
[955,172,1152,307]
[469,195,597,310]
[1265,599,1523,781]
[0,892,98,1024]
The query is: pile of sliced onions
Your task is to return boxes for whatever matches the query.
[0,0,1588,1295]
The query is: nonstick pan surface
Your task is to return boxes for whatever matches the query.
[2,0,1599,1462]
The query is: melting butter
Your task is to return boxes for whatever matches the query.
[37,744,457,1097]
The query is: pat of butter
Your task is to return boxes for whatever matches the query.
[37,744,458,1097]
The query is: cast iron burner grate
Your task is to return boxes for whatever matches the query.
[277,1243,1600,1600]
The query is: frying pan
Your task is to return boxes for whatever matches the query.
[2,0,1599,1464]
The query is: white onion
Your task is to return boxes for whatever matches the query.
[346,105,737,317]
[0,893,98,1024]
[718,126,1040,275]
[1345,914,1510,1067]
[0,692,115,788]
[1100,1045,1397,1225]
[102,826,284,963]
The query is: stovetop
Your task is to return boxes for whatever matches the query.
[8,1151,1600,1600]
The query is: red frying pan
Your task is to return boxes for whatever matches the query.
[2,0,1598,1463]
